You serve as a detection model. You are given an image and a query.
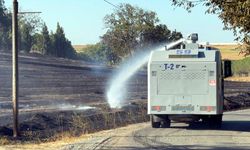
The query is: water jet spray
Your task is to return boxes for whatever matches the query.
[106,46,166,108]
[106,36,195,108]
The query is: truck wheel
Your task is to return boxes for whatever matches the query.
[208,115,223,129]
[151,115,161,128]
[213,115,222,128]
[152,121,161,128]
[161,118,171,128]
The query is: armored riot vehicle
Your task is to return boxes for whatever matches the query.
[148,34,227,128]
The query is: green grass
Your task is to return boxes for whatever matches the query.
[232,57,250,75]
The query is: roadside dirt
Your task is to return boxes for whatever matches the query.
[60,109,250,150]
[4,109,250,150]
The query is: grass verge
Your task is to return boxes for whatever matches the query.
[0,101,148,145]
[232,57,250,76]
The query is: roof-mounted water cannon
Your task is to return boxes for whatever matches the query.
[165,38,186,50]
[187,33,198,43]
[165,33,199,50]
[185,33,199,49]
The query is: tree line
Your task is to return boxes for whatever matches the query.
[81,1,250,65]
[0,0,76,59]
[171,0,250,56]
[1,1,183,65]
[1,0,250,64]
[80,4,183,65]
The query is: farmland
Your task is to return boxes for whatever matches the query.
[212,44,244,60]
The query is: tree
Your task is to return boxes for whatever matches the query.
[0,0,7,26]
[0,0,11,50]
[49,31,56,56]
[41,23,51,55]
[31,23,52,55]
[53,23,67,57]
[142,24,172,47]
[0,0,42,51]
[104,44,120,65]
[102,3,183,63]
[19,23,33,53]
[0,0,4,12]
[142,25,183,49]
[52,23,76,58]
[171,0,250,55]
[0,0,76,59]
[64,39,76,59]
[31,33,43,53]
[170,30,183,41]
[102,3,159,58]
[18,14,42,53]
[78,43,120,65]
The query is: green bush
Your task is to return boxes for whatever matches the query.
[77,43,120,65]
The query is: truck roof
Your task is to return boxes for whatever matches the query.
[149,49,221,62]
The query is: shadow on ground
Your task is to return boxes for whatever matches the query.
[169,120,250,132]
[103,145,250,150]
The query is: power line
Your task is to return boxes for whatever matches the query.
[18,11,42,15]
[103,0,119,9]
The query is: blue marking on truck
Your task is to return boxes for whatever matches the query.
[162,64,181,71]
[176,49,191,55]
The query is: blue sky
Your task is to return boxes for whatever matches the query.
[5,0,235,45]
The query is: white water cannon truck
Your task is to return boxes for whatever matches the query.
[148,33,230,128]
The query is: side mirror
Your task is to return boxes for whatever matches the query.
[223,60,232,78]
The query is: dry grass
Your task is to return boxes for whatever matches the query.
[0,134,91,150]
[225,76,250,82]
[0,123,148,150]
[0,137,10,145]
[0,101,149,148]
[73,45,91,53]
[212,44,247,60]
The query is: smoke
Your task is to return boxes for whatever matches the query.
[59,104,95,110]
[107,46,165,108]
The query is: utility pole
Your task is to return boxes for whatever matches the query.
[11,0,41,137]
[12,0,19,138]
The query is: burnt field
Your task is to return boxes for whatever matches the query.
[0,51,146,119]
[0,51,250,142]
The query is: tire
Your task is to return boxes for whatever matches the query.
[206,115,222,129]
[151,115,161,128]
[161,118,171,128]
[212,115,222,129]
[152,121,161,128]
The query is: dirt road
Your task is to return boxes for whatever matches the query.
[62,109,250,150]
